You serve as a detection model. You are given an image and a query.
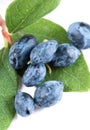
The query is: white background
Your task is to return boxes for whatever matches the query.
[0,0,90,130]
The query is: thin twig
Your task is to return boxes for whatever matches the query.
[0,15,12,45]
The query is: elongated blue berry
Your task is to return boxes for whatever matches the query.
[22,63,46,87]
[9,34,38,69]
[34,80,64,107]
[50,43,81,67]
[30,40,58,64]
[68,22,90,49]
[14,91,35,117]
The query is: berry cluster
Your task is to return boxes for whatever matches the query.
[9,22,90,117]
[14,81,64,116]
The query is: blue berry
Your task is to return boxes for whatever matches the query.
[14,91,35,117]
[22,63,46,87]
[9,34,38,69]
[30,40,58,64]
[34,80,64,107]
[68,22,90,49]
[50,43,81,67]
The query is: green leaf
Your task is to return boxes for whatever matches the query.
[5,0,61,33]
[12,18,70,43]
[12,18,90,91]
[0,48,18,130]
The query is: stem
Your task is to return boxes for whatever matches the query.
[0,15,12,46]
[46,64,52,74]
[43,39,48,42]
[2,29,12,45]
[3,37,9,48]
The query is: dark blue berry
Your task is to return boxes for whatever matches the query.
[9,34,38,69]
[50,43,81,67]
[14,91,35,117]
[34,80,64,107]
[68,22,90,49]
[30,40,58,64]
[22,63,46,87]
